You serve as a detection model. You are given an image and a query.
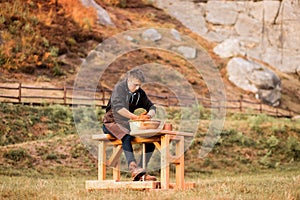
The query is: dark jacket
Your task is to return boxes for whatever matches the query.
[103,79,156,131]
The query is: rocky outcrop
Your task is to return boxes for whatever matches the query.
[154,0,300,74]
[153,0,300,106]
[227,57,281,106]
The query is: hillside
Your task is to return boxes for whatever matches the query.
[1,0,300,114]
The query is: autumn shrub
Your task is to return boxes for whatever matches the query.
[4,148,29,162]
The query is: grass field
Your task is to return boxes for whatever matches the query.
[1,104,300,199]
[1,169,299,200]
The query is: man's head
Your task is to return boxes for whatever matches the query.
[127,69,145,92]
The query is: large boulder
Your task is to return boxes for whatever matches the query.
[227,57,281,106]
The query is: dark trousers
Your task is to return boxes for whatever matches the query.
[102,124,155,167]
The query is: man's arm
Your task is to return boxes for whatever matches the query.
[117,108,139,120]
[147,109,156,119]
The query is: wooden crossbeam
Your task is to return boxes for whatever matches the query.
[107,145,122,167]
[153,141,161,151]
[86,180,161,190]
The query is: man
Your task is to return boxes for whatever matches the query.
[102,69,157,181]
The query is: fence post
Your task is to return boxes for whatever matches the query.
[260,101,262,113]
[239,95,243,112]
[18,82,22,103]
[167,95,170,107]
[102,89,105,106]
[63,83,67,105]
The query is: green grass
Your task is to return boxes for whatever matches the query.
[1,103,300,199]
[0,169,299,200]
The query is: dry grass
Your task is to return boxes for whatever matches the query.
[57,0,98,29]
[0,170,299,200]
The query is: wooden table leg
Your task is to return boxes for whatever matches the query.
[176,136,185,189]
[112,145,122,181]
[142,143,146,169]
[161,134,170,189]
[98,141,106,180]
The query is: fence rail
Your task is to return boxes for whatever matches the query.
[0,83,298,117]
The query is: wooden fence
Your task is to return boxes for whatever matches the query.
[0,83,298,117]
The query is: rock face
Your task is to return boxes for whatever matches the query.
[153,0,300,106]
[153,0,300,74]
[227,58,281,106]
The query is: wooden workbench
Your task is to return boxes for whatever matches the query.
[86,129,196,190]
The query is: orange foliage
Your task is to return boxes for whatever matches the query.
[101,0,121,6]
[56,0,98,29]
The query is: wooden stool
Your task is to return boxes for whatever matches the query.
[85,130,196,190]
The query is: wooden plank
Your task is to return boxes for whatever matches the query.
[98,141,106,180]
[160,130,194,137]
[92,134,161,144]
[112,146,121,181]
[85,180,160,190]
[92,130,194,142]
[92,134,116,141]
[142,143,146,169]
[130,128,162,137]
[107,145,122,167]
[133,137,161,143]
[161,134,170,189]
[175,136,185,189]
[153,142,161,151]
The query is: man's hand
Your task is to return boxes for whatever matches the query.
[130,115,139,121]
[138,111,151,120]
[138,115,150,120]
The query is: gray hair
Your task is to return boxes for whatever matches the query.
[127,69,145,82]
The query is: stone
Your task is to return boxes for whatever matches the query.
[142,28,162,42]
[276,0,300,23]
[282,21,300,51]
[227,57,281,106]
[206,1,238,25]
[124,35,134,41]
[235,14,263,37]
[170,28,181,41]
[256,86,281,107]
[248,1,280,24]
[203,31,225,43]
[165,1,208,35]
[263,1,281,24]
[262,47,300,73]
[153,0,300,74]
[213,38,246,58]
[247,67,281,90]
[203,25,237,43]
[177,46,197,59]
[265,24,283,49]
[227,57,258,93]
